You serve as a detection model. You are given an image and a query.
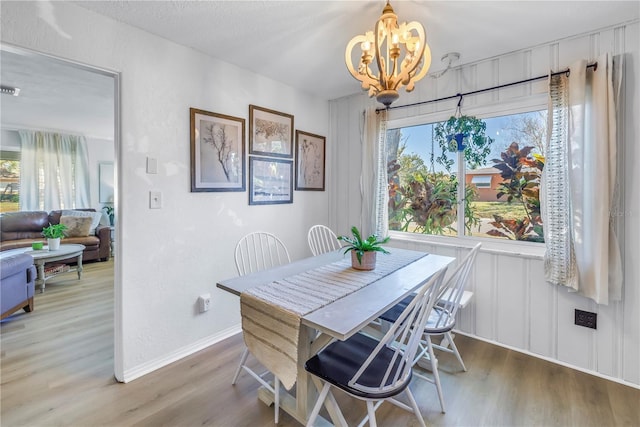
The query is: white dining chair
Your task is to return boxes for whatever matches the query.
[304,267,448,427]
[232,231,291,423]
[307,224,341,256]
[378,242,481,413]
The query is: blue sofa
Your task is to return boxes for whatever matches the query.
[1,253,36,320]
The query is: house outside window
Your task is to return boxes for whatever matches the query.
[386,109,546,243]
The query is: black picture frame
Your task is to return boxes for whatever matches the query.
[249,157,293,205]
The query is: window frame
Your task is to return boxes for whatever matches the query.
[470,175,492,188]
[385,94,548,255]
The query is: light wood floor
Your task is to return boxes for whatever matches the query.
[1,259,638,427]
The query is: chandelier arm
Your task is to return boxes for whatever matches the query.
[364,67,378,84]
[345,34,380,90]
[405,44,432,92]
[393,23,427,88]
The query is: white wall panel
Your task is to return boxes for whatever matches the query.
[498,52,529,99]
[474,251,497,339]
[528,262,556,358]
[495,256,527,348]
[556,289,595,369]
[559,36,591,67]
[621,22,639,385]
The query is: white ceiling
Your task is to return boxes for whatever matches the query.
[1,48,115,140]
[1,1,638,140]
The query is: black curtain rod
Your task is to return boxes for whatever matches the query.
[376,62,598,113]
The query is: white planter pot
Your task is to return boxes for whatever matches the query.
[47,238,61,251]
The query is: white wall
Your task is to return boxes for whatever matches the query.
[1,1,330,381]
[86,136,115,215]
[329,23,640,386]
[0,129,20,150]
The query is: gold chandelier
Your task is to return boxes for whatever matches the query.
[345,1,432,107]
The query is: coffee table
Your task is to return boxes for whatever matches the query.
[0,244,85,292]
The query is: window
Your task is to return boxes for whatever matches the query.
[386,110,546,243]
[470,175,492,188]
[0,150,20,212]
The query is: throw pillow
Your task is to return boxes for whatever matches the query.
[60,210,103,235]
[60,215,92,237]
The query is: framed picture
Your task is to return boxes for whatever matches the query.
[295,130,326,191]
[190,108,245,192]
[249,105,294,158]
[249,157,293,205]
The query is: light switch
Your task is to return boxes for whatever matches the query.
[149,191,162,209]
[147,157,158,174]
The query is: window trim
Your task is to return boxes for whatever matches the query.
[386,93,548,129]
[389,230,545,259]
[385,94,548,251]
[470,175,492,187]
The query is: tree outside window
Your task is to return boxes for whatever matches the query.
[0,152,20,212]
[386,110,546,242]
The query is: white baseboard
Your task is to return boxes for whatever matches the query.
[455,330,640,390]
[121,325,241,383]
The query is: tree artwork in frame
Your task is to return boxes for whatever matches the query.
[249,105,294,158]
[249,157,293,205]
[295,130,326,191]
[190,108,245,192]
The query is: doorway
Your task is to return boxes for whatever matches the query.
[0,44,120,377]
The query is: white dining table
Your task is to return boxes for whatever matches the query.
[216,248,454,425]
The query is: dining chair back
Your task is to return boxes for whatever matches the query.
[235,231,291,276]
[432,242,481,330]
[377,242,481,413]
[304,267,448,427]
[307,224,341,256]
[232,231,291,423]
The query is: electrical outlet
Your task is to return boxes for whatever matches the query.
[575,309,597,329]
[149,191,162,209]
[198,294,211,313]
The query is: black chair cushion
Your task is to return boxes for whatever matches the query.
[380,295,455,334]
[378,294,415,323]
[304,332,411,399]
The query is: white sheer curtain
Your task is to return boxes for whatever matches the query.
[19,131,91,211]
[361,107,388,238]
[543,53,623,305]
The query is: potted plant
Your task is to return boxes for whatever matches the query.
[102,205,115,226]
[42,223,67,251]
[338,226,390,271]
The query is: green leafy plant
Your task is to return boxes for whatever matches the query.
[102,205,115,225]
[387,160,480,235]
[487,142,544,242]
[434,115,494,172]
[338,226,390,264]
[42,223,67,239]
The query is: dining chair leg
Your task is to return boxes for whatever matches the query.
[366,401,378,427]
[306,382,330,427]
[405,388,427,427]
[446,331,467,371]
[274,377,280,424]
[426,336,446,413]
[231,347,249,385]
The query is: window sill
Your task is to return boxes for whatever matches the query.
[388,231,545,260]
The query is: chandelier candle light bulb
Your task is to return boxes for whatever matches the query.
[345,1,431,107]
